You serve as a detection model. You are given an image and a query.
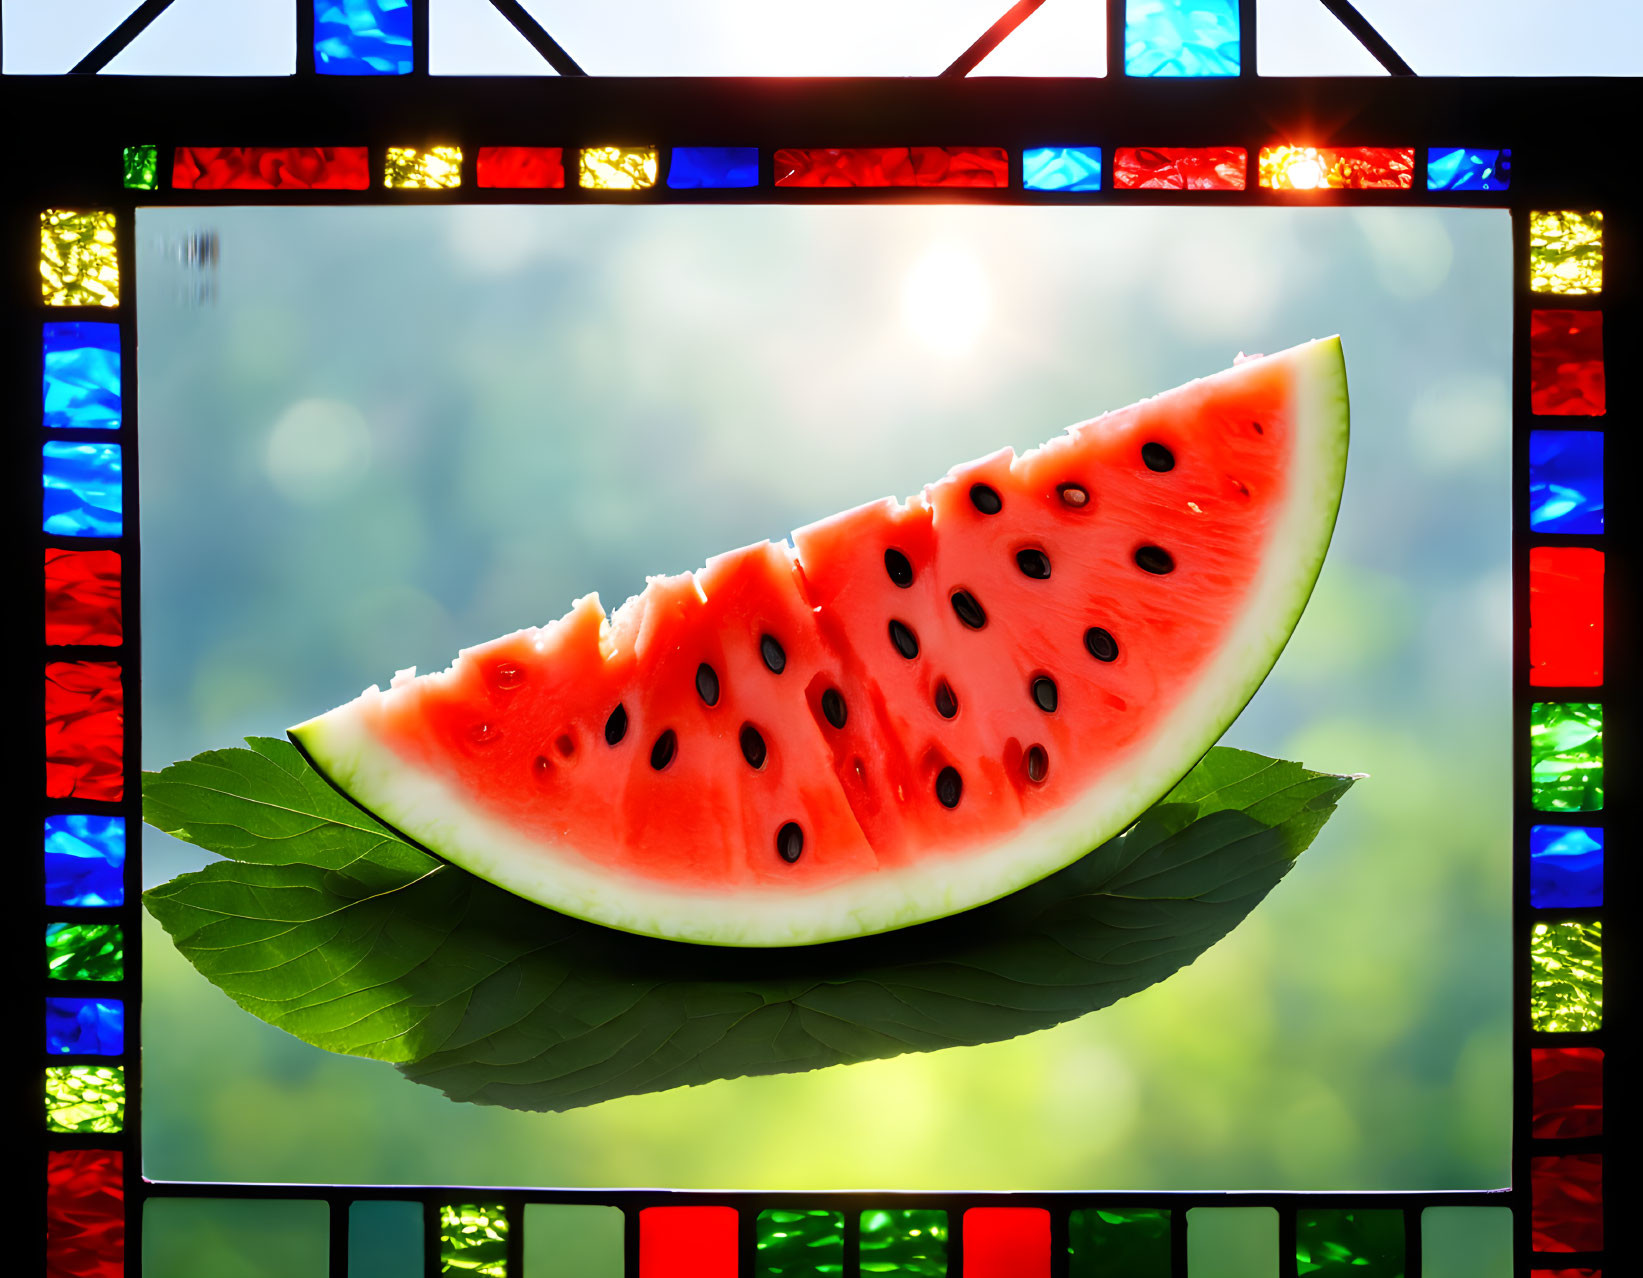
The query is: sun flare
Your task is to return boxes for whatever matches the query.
[900,243,992,356]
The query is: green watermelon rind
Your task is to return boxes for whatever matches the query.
[293,337,1350,947]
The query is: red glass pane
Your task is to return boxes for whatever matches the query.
[47,1149,123,1278]
[639,1206,737,1277]
[964,1207,1050,1278]
[1531,310,1605,416]
[1533,1047,1603,1139]
[173,147,370,190]
[1531,1154,1602,1252]
[1529,547,1603,687]
[1532,1271,1601,1278]
[46,661,123,802]
[46,549,122,647]
[477,147,566,189]
[774,146,1008,188]
[1114,147,1247,190]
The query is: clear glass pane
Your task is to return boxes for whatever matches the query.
[519,0,1001,74]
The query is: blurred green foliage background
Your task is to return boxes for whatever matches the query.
[136,204,1510,1192]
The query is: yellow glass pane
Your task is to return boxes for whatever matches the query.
[1530,211,1603,294]
[41,209,119,307]
[1256,145,1411,191]
[385,146,464,189]
[579,146,659,190]
[45,1064,125,1133]
[441,1202,508,1277]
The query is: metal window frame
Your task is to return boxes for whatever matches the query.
[8,6,1630,1276]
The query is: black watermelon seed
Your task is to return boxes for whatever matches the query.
[889,619,920,659]
[934,680,958,719]
[1142,442,1175,472]
[884,548,914,588]
[740,724,767,769]
[760,633,787,674]
[969,483,1003,515]
[604,704,629,745]
[951,590,987,630]
[649,729,677,771]
[1135,545,1175,575]
[1016,548,1051,580]
[1032,676,1059,713]
[821,687,848,729]
[1057,483,1089,508]
[1084,627,1119,663]
[1025,745,1049,784]
[936,766,963,808]
[777,821,804,863]
[696,662,720,705]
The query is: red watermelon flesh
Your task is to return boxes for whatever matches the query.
[293,338,1348,946]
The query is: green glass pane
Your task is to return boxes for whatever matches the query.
[859,1208,947,1277]
[124,144,159,190]
[1530,702,1603,812]
[1187,1208,1278,1278]
[46,922,124,981]
[1068,1207,1171,1278]
[442,1202,509,1277]
[146,1198,328,1278]
[1296,1209,1404,1277]
[1531,921,1602,1031]
[757,1208,844,1277]
[1420,1207,1512,1278]
[45,1064,124,1133]
[524,1204,623,1278]
[350,1201,423,1278]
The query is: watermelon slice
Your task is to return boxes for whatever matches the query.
[293,338,1349,947]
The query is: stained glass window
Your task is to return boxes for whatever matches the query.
[44,816,125,908]
[1023,147,1104,191]
[40,210,120,308]
[43,442,123,538]
[1529,212,1603,294]
[1528,431,1603,534]
[315,0,413,75]
[43,322,121,429]
[1126,0,1240,77]
[46,923,125,982]
[8,10,1629,1276]
[1427,147,1511,192]
[668,147,760,190]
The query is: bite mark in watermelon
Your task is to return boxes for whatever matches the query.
[292,338,1349,946]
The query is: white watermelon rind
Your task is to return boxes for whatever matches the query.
[293,337,1349,947]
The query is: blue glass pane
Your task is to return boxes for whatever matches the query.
[668,147,759,189]
[47,997,125,1056]
[43,441,122,537]
[1427,147,1511,192]
[315,0,413,76]
[43,322,121,430]
[1529,430,1603,534]
[44,815,126,907]
[1126,0,1240,77]
[1024,147,1103,192]
[1530,825,1604,908]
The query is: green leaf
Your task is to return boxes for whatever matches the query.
[143,737,435,876]
[144,740,1354,1111]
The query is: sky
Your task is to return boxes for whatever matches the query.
[4,0,1643,76]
